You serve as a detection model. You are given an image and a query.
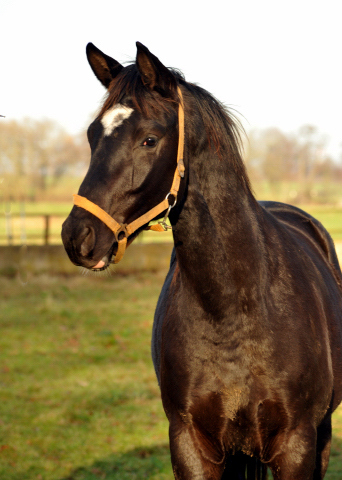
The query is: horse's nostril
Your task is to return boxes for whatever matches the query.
[80,226,96,257]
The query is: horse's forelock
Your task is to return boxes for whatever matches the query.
[97,64,178,119]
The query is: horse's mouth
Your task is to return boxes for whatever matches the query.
[90,232,138,271]
[92,259,110,271]
[91,242,117,271]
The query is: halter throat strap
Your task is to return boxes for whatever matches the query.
[73,86,185,265]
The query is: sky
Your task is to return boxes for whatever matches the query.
[1,0,342,160]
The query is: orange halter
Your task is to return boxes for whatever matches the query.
[73,86,185,264]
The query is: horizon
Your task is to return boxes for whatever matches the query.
[1,0,341,161]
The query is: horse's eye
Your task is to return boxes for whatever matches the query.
[143,137,157,147]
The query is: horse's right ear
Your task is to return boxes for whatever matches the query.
[86,43,123,89]
[136,42,177,97]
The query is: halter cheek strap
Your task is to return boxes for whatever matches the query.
[73,86,185,265]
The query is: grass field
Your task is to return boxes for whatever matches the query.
[1,191,342,478]
[0,272,171,480]
[1,271,342,479]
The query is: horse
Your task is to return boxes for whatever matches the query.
[61,41,342,480]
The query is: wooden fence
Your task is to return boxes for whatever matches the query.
[1,213,66,245]
[0,213,173,246]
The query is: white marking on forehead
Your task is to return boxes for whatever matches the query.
[101,104,134,136]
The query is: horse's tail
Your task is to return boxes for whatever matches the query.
[225,453,268,479]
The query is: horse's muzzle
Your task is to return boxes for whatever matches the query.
[61,213,115,270]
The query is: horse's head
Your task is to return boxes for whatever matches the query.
[62,42,184,270]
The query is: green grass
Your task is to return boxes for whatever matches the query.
[2,201,73,216]
[1,272,342,479]
[300,205,342,241]
[252,180,342,206]
[0,272,173,479]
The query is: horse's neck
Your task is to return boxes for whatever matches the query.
[172,154,265,314]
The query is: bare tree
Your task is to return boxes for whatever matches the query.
[0,118,89,200]
[244,125,339,203]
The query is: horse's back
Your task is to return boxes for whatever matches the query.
[260,200,342,276]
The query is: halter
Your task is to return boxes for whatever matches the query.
[73,86,185,265]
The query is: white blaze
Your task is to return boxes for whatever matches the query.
[101,104,134,136]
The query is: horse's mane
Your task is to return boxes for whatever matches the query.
[98,63,251,193]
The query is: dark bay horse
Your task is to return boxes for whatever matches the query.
[61,42,342,479]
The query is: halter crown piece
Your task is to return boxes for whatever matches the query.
[73,86,185,265]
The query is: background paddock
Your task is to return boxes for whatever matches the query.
[1,256,342,479]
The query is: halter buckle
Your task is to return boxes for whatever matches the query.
[114,224,128,243]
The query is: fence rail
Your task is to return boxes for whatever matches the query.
[1,213,66,246]
[0,213,174,246]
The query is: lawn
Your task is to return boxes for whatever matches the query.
[1,271,342,479]
[0,272,172,479]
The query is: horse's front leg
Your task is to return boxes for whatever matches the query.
[268,421,317,480]
[313,412,332,480]
[169,419,226,480]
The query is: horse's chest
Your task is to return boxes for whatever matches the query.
[160,322,256,414]
[160,341,266,453]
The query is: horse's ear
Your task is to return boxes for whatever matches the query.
[136,42,177,96]
[86,43,123,89]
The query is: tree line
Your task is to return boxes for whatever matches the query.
[244,125,342,204]
[0,118,341,204]
[0,118,88,201]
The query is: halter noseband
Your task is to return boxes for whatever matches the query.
[73,86,185,265]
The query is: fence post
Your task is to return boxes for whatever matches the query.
[44,215,50,245]
[5,202,13,245]
[20,200,27,244]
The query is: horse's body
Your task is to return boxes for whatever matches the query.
[62,42,342,479]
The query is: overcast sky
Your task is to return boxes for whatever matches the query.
[1,0,342,160]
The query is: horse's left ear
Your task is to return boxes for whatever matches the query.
[136,42,177,96]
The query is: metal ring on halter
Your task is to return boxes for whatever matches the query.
[158,193,177,230]
[166,192,177,208]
